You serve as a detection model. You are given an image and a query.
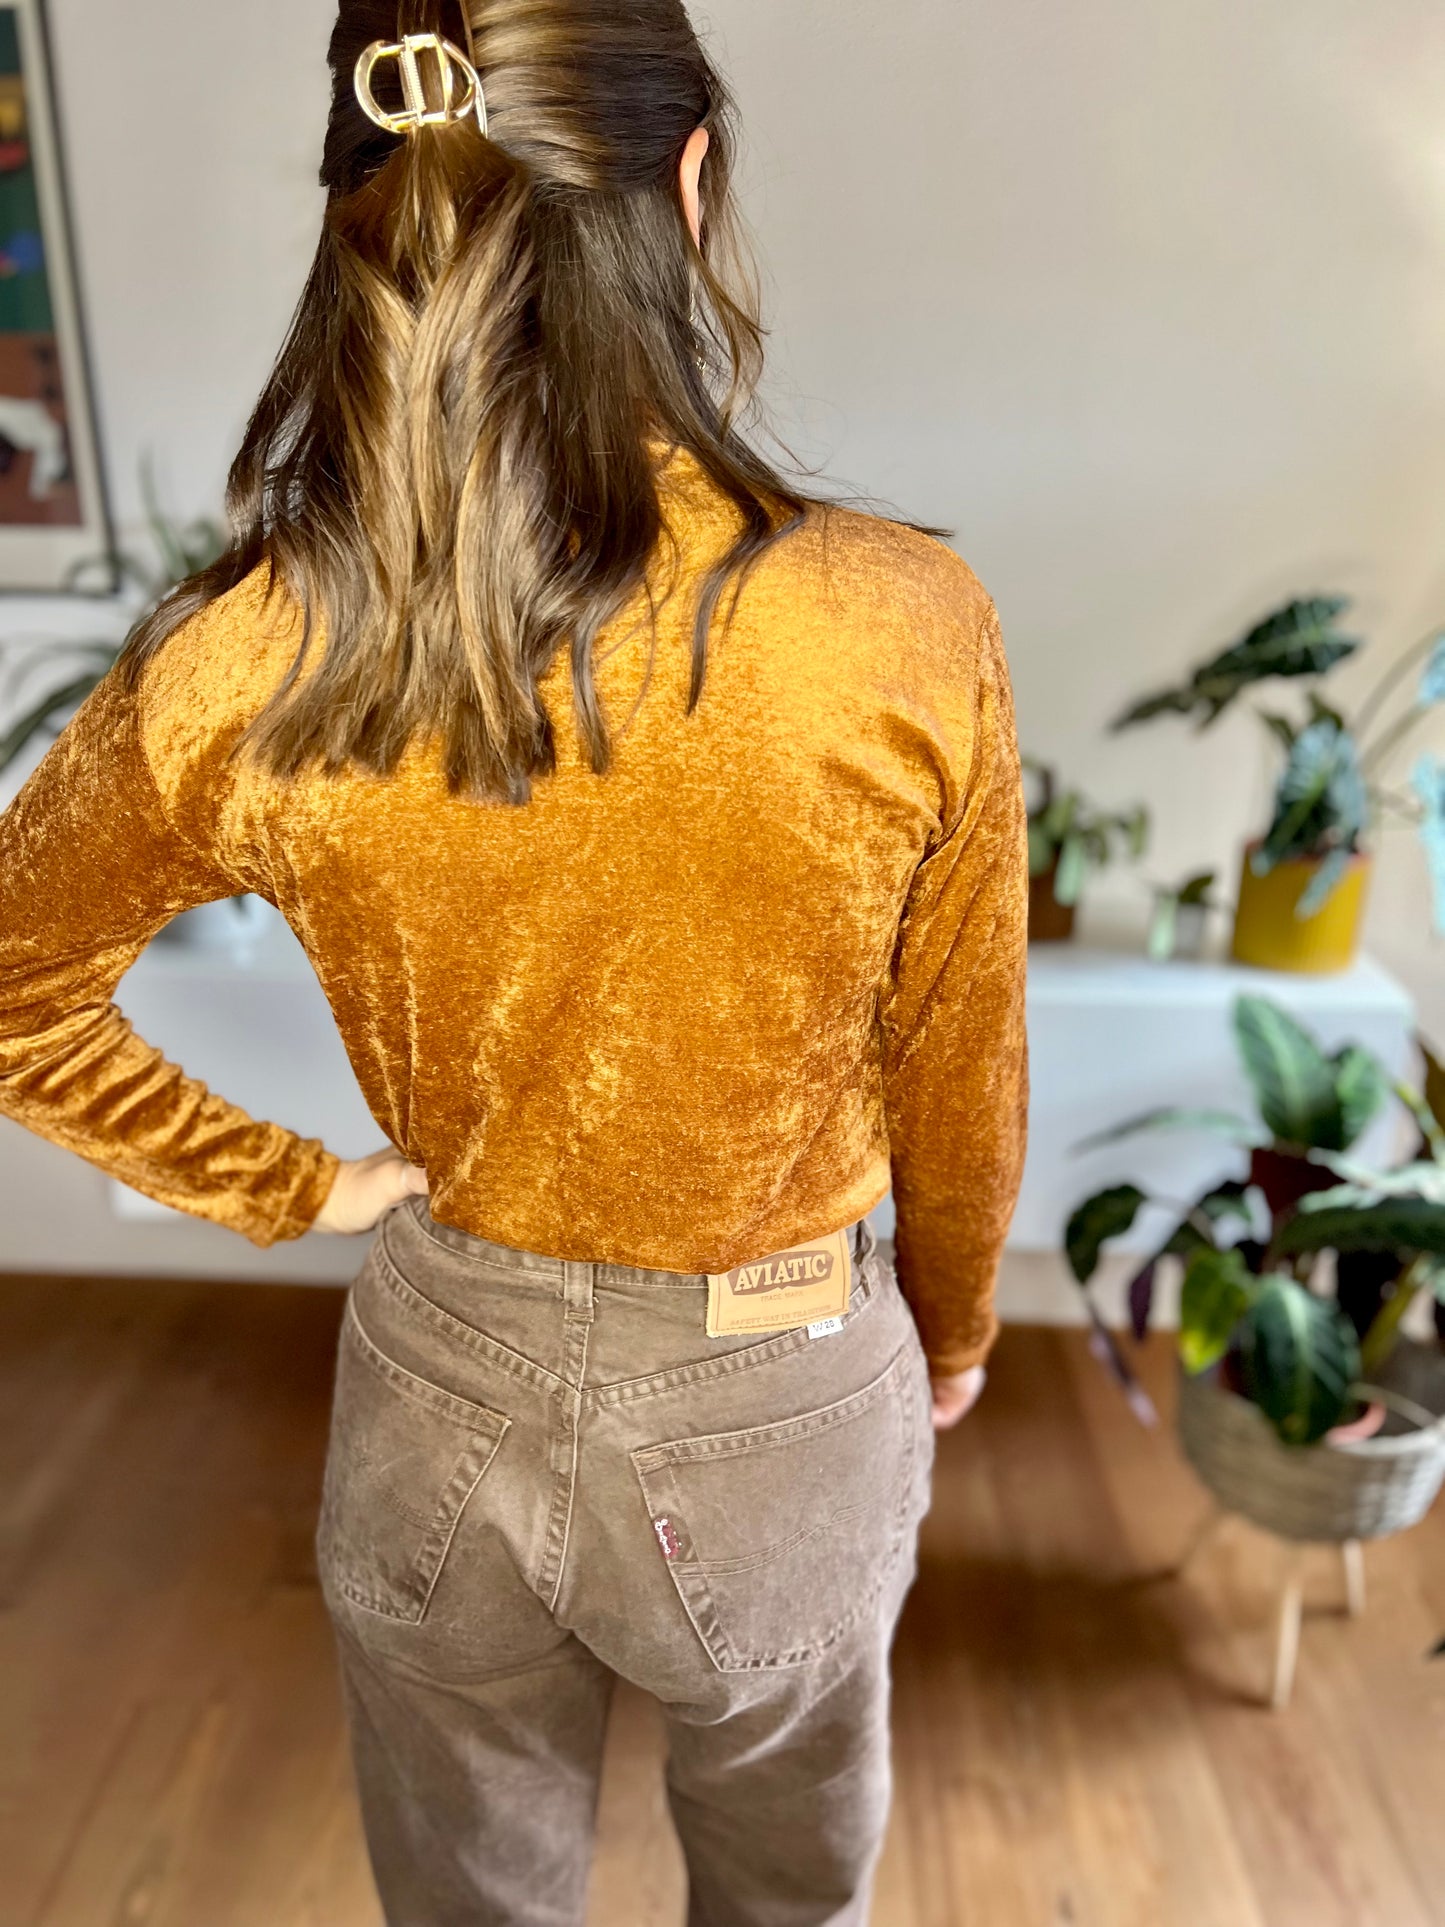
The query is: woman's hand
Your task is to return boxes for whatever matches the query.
[313,1149,430,1236]
[930,1365,987,1430]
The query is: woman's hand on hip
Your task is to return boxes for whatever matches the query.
[313,1149,430,1235]
[930,1365,987,1430]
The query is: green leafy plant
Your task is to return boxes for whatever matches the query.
[0,465,225,776]
[1146,869,1218,961]
[1024,758,1148,906]
[1113,596,1445,923]
[1066,994,1445,1446]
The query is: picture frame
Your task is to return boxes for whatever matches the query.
[0,0,112,592]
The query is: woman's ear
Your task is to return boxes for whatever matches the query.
[679,125,710,248]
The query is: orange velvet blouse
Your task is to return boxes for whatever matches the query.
[0,447,1028,1374]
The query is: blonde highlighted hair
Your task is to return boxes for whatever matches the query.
[119,0,817,801]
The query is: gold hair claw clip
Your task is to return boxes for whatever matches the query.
[354,32,488,138]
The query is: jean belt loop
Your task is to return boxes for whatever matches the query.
[563,1257,596,1325]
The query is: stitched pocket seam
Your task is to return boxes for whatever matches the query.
[630,1344,918,1670]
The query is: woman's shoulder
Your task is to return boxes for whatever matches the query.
[132,562,306,735]
[754,500,998,675]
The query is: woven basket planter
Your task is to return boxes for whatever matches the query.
[1177,1339,1445,1544]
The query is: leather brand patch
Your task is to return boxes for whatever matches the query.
[725,1246,837,1295]
[706,1228,852,1338]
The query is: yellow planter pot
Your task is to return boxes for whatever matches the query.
[1229,843,1371,974]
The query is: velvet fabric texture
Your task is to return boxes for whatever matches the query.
[0,447,1028,1374]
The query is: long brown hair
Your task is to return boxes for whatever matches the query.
[117,0,820,802]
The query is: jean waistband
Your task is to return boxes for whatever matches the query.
[400,1198,878,1287]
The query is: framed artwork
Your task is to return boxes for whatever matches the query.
[0,0,111,590]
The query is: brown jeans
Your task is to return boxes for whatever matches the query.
[317,1195,935,1927]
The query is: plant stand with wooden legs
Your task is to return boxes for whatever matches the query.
[1171,1505,1367,1710]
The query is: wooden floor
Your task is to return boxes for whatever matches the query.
[1,1274,1441,1927]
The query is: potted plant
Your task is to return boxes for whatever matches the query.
[1146,869,1220,962]
[0,472,267,951]
[1113,597,1445,972]
[1065,994,1445,1551]
[1024,758,1149,942]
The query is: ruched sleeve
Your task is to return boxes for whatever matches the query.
[878,599,1030,1375]
[0,664,339,1244]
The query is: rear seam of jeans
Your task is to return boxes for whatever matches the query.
[547,1316,591,1613]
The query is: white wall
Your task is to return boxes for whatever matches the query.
[25,0,1444,1019]
[4,0,1444,1284]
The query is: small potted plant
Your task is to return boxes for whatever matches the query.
[1024,758,1149,942]
[1113,597,1445,972]
[0,470,268,951]
[1146,869,1220,962]
[1065,994,1445,1550]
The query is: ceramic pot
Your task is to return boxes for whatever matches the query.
[1028,862,1076,943]
[1229,842,1370,974]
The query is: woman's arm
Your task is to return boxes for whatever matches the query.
[0,664,341,1242]
[879,597,1030,1380]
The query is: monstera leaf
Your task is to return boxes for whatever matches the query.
[1238,1276,1359,1445]
[1113,597,1360,732]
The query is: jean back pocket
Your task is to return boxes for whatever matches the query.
[317,1298,509,1623]
[630,1343,923,1671]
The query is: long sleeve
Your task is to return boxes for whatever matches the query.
[878,598,1029,1375]
[0,663,340,1244]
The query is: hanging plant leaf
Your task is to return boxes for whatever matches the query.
[1238,1275,1359,1445]
[1179,1247,1257,1374]
[1276,1194,1445,1257]
[1233,996,1345,1149]
[1065,1184,1147,1284]
[1112,597,1360,732]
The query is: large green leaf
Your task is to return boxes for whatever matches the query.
[1112,597,1360,732]
[1276,1195,1445,1258]
[1065,1184,1147,1284]
[1073,1107,1264,1154]
[1179,1247,1257,1374]
[1253,719,1367,877]
[1232,996,1344,1149]
[1330,1045,1389,1149]
[1238,1276,1359,1445]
